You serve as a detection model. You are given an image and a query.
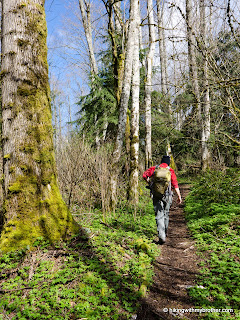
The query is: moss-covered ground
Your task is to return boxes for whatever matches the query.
[185,169,240,319]
[0,192,160,319]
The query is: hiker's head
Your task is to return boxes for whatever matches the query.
[161,155,170,165]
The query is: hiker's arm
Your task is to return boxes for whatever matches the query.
[175,187,182,204]
[170,169,178,189]
[143,166,155,182]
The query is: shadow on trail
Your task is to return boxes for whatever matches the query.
[154,260,200,277]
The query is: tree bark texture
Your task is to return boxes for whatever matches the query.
[145,0,155,169]
[156,0,172,120]
[0,0,78,251]
[110,0,138,209]
[199,0,211,171]
[78,0,98,76]
[113,1,122,36]
[79,0,104,147]
[104,0,125,106]
[186,0,201,119]
[129,3,140,204]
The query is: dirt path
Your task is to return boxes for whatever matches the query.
[137,185,200,320]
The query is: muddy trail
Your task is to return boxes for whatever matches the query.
[137,185,201,320]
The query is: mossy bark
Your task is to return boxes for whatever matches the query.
[199,0,211,171]
[185,0,201,120]
[0,0,79,252]
[128,13,140,204]
[144,0,155,170]
[110,0,138,209]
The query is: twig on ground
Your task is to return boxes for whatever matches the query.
[100,220,115,230]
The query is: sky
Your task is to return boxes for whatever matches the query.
[45,0,82,131]
[44,0,240,132]
[45,0,77,90]
[45,0,65,76]
[44,0,110,132]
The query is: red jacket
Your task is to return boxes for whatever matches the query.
[143,163,179,189]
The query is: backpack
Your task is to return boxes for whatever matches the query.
[151,166,171,198]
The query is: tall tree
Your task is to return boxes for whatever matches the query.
[78,0,104,147]
[145,0,156,169]
[199,0,211,170]
[110,0,138,208]
[103,0,125,106]
[129,1,140,204]
[0,0,78,252]
[185,0,201,119]
[78,0,98,76]
[113,1,123,36]
[156,0,172,119]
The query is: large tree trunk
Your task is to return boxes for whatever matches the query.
[145,0,155,169]
[199,0,211,170]
[186,0,201,118]
[129,3,140,204]
[110,0,138,209]
[0,0,78,252]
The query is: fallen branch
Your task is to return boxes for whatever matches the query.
[100,220,115,230]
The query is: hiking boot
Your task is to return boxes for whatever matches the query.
[158,238,165,245]
[165,228,168,237]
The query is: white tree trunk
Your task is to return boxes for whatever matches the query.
[157,0,167,95]
[110,0,138,208]
[157,0,172,119]
[129,2,140,204]
[78,0,98,75]
[113,1,122,35]
[79,0,110,147]
[200,0,211,170]
[145,0,155,169]
[186,0,201,118]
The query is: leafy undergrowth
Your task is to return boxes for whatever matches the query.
[0,195,159,320]
[185,169,240,319]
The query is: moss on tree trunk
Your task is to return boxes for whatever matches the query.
[0,0,79,252]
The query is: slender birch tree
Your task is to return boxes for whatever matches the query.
[78,0,103,146]
[0,0,78,252]
[199,0,211,170]
[78,0,98,76]
[145,0,156,169]
[156,0,172,118]
[113,1,123,36]
[110,0,138,208]
[129,1,140,204]
[103,0,125,106]
[186,0,201,118]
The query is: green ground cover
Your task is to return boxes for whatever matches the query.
[0,191,159,320]
[185,169,240,319]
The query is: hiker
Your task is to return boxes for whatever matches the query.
[143,155,182,244]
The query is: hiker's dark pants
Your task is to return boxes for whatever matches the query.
[153,193,172,242]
